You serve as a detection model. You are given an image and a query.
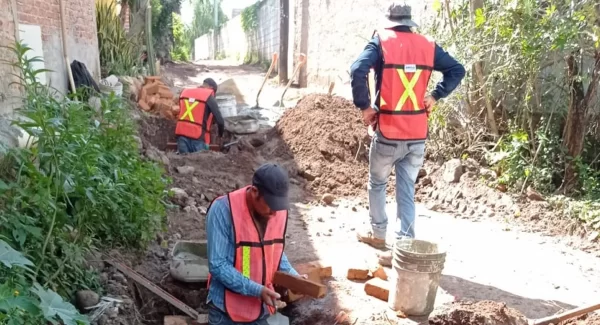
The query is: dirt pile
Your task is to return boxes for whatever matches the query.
[429,301,528,325]
[276,94,370,196]
[563,313,600,325]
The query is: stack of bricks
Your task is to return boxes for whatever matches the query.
[137,76,179,120]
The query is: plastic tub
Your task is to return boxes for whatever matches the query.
[169,240,209,283]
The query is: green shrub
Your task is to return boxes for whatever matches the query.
[0,43,169,299]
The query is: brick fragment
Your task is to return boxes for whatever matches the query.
[143,82,160,96]
[144,76,162,84]
[347,268,370,280]
[371,265,388,281]
[364,278,389,302]
[158,87,174,99]
[273,271,326,299]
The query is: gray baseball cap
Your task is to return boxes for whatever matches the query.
[384,3,418,28]
[252,163,290,211]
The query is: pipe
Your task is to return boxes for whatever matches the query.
[59,0,76,94]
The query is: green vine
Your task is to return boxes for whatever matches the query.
[241,3,259,33]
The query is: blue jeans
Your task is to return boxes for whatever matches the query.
[177,136,209,154]
[368,132,426,240]
[208,304,269,325]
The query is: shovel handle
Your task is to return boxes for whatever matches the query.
[531,303,600,325]
[280,54,306,106]
[256,52,279,107]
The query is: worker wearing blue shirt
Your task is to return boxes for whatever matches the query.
[350,3,465,266]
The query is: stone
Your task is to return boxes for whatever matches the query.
[526,187,545,201]
[112,272,127,284]
[170,188,189,206]
[421,176,432,186]
[176,166,195,175]
[97,314,109,325]
[418,168,427,177]
[364,278,389,301]
[75,290,99,311]
[480,168,497,179]
[145,146,169,165]
[322,193,335,205]
[443,159,464,183]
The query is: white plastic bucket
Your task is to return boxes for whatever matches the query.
[215,94,237,118]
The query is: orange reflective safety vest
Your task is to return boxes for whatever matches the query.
[206,186,288,323]
[175,87,214,144]
[377,29,435,141]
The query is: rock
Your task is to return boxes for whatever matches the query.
[75,290,99,311]
[526,187,545,201]
[463,158,479,171]
[204,192,217,202]
[497,184,508,192]
[170,187,189,206]
[107,306,119,319]
[290,178,300,185]
[183,205,198,213]
[99,272,109,284]
[176,166,195,174]
[322,193,335,205]
[132,136,143,150]
[145,146,169,165]
[480,168,497,180]
[112,272,127,284]
[198,206,208,214]
[418,168,427,178]
[443,159,464,183]
[420,176,432,186]
[97,314,109,325]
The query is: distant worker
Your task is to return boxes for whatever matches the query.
[175,78,225,154]
[350,3,465,265]
[205,163,306,324]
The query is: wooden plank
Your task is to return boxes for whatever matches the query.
[273,271,326,299]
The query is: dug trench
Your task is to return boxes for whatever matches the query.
[95,93,600,325]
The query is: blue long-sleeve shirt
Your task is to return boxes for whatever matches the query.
[206,196,298,313]
[350,26,466,110]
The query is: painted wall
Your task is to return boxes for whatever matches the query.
[0,0,23,116]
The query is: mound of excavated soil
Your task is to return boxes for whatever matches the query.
[276,94,370,197]
[563,313,600,325]
[429,301,529,325]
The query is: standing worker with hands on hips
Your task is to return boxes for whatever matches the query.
[205,163,306,325]
[350,3,465,265]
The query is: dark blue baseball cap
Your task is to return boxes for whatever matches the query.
[252,163,290,211]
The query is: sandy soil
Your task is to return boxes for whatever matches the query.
[99,62,600,325]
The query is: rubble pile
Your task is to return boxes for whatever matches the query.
[122,76,179,119]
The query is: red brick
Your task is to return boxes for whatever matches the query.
[364,278,389,302]
[347,268,370,280]
[273,271,326,299]
[371,265,388,281]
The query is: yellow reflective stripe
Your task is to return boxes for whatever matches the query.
[242,246,251,278]
[180,100,199,122]
[395,69,422,111]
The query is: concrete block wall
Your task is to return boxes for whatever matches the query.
[17,0,100,94]
[256,0,279,63]
[293,0,436,88]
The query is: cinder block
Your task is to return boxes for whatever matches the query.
[364,278,389,302]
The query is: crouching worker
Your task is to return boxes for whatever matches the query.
[205,163,304,325]
[175,78,224,154]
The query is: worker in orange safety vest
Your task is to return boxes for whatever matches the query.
[350,3,465,265]
[175,78,225,154]
[205,163,307,324]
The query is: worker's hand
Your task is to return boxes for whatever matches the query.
[260,286,281,307]
[361,106,377,126]
[424,95,437,114]
[300,274,308,279]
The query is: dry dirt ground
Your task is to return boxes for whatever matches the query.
[100,62,600,325]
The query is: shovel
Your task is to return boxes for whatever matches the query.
[255,52,278,109]
[276,53,307,107]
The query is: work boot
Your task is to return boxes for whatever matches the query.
[377,250,392,267]
[356,230,386,249]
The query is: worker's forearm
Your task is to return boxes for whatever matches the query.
[431,45,466,100]
[210,263,263,297]
[350,38,381,110]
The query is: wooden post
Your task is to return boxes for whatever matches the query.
[278,0,289,84]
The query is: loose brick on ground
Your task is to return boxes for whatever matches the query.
[347,268,370,280]
[371,265,388,281]
[364,278,389,302]
[138,99,151,112]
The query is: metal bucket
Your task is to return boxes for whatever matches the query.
[388,239,446,316]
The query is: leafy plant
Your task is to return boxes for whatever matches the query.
[171,12,190,61]
[96,0,143,76]
[0,239,89,325]
[0,42,169,301]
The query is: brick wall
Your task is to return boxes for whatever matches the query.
[0,0,23,115]
[17,0,100,93]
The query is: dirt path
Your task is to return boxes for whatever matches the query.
[123,62,600,325]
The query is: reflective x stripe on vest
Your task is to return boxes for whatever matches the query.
[180,99,199,122]
[377,29,435,141]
